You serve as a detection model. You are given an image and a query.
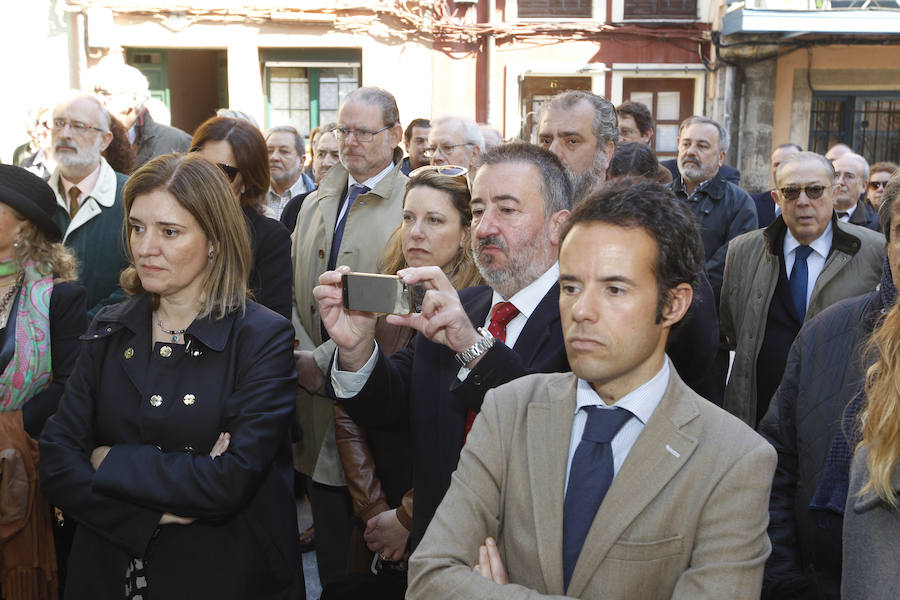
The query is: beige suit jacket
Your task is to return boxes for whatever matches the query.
[408,370,776,599]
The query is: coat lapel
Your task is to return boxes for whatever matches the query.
[566,374,700,597]
[526,374,576,594]
[512,283,561,365]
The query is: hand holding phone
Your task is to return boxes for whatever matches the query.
[313,267,378,371]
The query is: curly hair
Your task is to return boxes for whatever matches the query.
[13,221,78,282]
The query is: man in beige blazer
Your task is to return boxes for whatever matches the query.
[408,179,777,599]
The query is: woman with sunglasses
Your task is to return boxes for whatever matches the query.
[304,166,482,599]
[866,162,898,211]
[190,116,292,319]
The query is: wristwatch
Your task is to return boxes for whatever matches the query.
[455,327,496,367]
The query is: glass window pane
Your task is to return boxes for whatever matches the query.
[290,82,309,106]
[656,124,679,153]
[320,110,338,126]
[320,83,339,110]
[657,91,680,121]
[629,92,654,110]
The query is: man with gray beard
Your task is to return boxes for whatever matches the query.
[538,92,719,397]
[537,90,617,203]
[669,115,757,301]
[47,93,129,317]
[316,143,574,555]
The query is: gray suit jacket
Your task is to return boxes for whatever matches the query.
[408,370,776,599]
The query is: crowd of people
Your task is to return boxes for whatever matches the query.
[2,57,900,600]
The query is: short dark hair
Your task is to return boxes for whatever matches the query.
[608,142,659,179]
[476,142,574,215]
[404,118,431,143]
[267,125,305,157]
[560,178,704,322]
[616,101,654,136]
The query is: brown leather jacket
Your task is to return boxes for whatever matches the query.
[334,319,415,525]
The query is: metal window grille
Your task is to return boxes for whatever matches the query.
[518,0,592,18]
[809,93,900,163]
[623,0,697,18]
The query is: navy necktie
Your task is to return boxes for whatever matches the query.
[789,245,813,321]
[328,184,370,271]
[562,406,633,590]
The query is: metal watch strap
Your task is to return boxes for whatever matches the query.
[455,327,496,367]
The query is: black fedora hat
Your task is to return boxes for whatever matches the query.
[0,164,62,242]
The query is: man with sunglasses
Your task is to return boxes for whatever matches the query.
[833,153,880,232]
[290,85,408,587]
[47,93,129,318]
[751,143,802,229]
[720,151,884,428]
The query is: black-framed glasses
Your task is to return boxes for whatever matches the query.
[217,163,240,182]
[779,184,828,202]
[51,118,107,135]
[869,180,888,190]
[423,143,474,158]
[332,125,391,143]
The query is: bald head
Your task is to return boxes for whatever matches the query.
[825,143,852,162]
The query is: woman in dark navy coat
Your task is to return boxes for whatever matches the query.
[39,153,303,599]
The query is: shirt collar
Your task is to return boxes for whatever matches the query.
[268,175,308,201]
[574,357,671,423]
[348,160,395,191]
[490,262,559,319]
[784,221,833,260]
[59,161,102,200]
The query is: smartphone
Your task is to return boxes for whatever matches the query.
[341,272,424,315]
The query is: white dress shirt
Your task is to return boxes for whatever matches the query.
[564,359,670,492]
[335,161,395,226]
[331,262,560,397]
[783,222,833,312]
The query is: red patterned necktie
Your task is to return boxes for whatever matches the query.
[463,301,521,443]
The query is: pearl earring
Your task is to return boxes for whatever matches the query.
[12,239,20,249]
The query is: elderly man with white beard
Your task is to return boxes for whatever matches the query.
[48,93,129,316]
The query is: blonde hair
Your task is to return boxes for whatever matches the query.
[12,220,78,282]
[119,153,252,319]
[861,301,900,504]
[379,170,483,290]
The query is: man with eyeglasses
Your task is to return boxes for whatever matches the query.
[426,116,484,174]
[720,151,884,428]
[48,93,129,317]
[91,60,191,170]
[290,86,408,587]
[833,153,879,232]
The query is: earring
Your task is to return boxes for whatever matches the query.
[208,248,214,260]
[12,239,20,248]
